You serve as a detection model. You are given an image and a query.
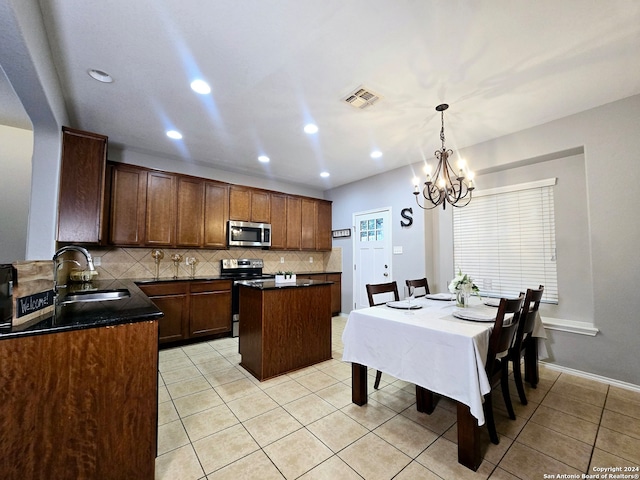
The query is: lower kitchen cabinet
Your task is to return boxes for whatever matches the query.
[138,282,189,343]
[297,273,342,315]
[0,320,158,480]
[139,279,232,344]
[326,273,342,315]
[189,281,232,337]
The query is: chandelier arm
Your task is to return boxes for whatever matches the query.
[424,183,444,208]
[414,192,438,210]
[450,191,473,208]
[447,179,467,204]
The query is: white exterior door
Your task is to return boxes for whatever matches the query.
[353,208,392,310]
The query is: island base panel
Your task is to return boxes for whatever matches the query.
[239,284,331,380]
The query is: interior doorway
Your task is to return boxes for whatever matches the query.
[352,207,392,310]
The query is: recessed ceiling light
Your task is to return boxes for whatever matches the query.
[304,124,319,134]
[190,79,211,94]
[87,69,113,83]
[258,155,270,163]
[370,150,383,159]
[320,171,330,178]
[166,130,182,140]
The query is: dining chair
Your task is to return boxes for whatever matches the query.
[366,281,400,307]
[484,294,524,445]
[405,278,430,297]
[505,285,544,405]
[365,281,400,389]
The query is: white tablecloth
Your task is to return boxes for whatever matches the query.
[341,296,546,425]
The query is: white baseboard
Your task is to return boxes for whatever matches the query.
[541,361,640,392]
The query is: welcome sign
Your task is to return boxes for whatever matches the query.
[16,290,54,318]
[11,260,55,327]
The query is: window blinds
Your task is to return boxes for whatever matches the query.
[452,179,558,303]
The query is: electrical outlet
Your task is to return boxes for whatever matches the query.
[93,256,102,266]
[309,256,313,263]
[280,257,284,263]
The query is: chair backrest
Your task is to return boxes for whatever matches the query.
[513,285,544,355]
[366,281,400,306]
[486,294,524,375]
[405,278,430,297]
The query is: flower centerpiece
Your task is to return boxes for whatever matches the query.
[275,271,296,284]
[448,270,479,308]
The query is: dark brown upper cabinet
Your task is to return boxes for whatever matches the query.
[57,127,108,244]
[229,186,271,223]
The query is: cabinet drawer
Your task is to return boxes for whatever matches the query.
[190,280,231,293]
[137,282,189,296]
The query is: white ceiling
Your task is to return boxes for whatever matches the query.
[4,0,640,190]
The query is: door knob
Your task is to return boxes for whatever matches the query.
[383,273,389,277]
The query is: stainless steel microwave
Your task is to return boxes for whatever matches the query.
[228,220,272,247]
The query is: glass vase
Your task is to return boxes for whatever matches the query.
[456,285,471,308]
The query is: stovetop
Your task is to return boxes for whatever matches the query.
[220,258,271,279]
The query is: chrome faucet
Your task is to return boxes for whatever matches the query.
[53,245,96,294]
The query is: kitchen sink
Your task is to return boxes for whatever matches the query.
[58,288,131,305]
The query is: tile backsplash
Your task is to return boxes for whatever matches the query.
[87,246,342,280]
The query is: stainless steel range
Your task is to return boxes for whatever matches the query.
[220,258,273,337]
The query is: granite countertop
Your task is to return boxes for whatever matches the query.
[236,278,334,290]
[134,271,340,284]
[1,271,341,340]
[0,279,163,340]
[134,275,229,284]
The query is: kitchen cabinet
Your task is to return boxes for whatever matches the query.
[301,198,332,251]
[139,279,232,344]
[326,273,342,315]
[269,193,287,249]
[203,181,229,248]
[107,163,230,249]
[189,280,232,337]
[177,177,204,247]
[103,161,331,251]
[0,320,158,479]
[138,282,189,343]
[108,163,147,245]
[229,186,270,223]
[145,171,177,246]
[239,281,331,380]
[316,200,333,251]
[286,195,302,249]
[301,198,317,250]
[57,126,108,244]
[297,273,342,315]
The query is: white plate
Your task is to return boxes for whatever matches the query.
[483,298,501,307]
[386,300,422,310]
[425,293,454,301]
[452,309,496,322]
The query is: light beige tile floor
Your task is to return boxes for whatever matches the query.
[155,317,640,480]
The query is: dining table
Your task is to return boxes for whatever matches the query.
[341,293,547,471]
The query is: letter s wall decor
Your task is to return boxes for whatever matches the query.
[400,208,413,227]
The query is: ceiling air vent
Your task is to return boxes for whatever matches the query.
[342,86,382,109]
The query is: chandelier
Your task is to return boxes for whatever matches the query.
[413,104,474,210]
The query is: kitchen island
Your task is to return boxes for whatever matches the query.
[0,279,162,480]
[238,278,333,381]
